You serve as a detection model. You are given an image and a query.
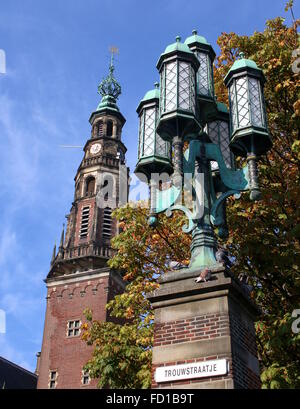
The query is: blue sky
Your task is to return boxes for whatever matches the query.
[0,0,296,372]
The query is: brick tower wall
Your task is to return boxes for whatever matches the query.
[37,270,124,389]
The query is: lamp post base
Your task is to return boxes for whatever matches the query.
[189,224,218,270]
[147,265,261,389]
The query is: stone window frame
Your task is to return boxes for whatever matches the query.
[79,206,90,239]
[81,369,90,386]
[49,370,58,389]
[66,319,81,338]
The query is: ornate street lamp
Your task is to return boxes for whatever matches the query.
[224,52,271,200]
[135,37,271,270]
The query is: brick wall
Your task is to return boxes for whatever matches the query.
[229,310,261,389]
[154,313,230,347]
[152,312,233,388]
[152,309,260,389]
[37,272,124,389]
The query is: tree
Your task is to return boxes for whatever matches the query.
[82,4,300,389]
[81,205,190,388]
[213,3,300,388]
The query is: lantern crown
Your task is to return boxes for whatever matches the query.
[137,82,160,113]
[156,36,199,73]
[184,30,209,46]
[184,30,216,61]
[163,35,193,54]
[224,52,265,85]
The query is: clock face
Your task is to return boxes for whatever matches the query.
[90,143,101,155]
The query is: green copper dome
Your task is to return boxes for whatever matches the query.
[156,35,199,72]
[184,30,209,46]
[141,82,160,102]
[163,36,193,55]
[137,83,160,113]
[224,52,263,83]
[96,94,120,112]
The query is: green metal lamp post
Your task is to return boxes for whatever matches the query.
[135,34,272,271]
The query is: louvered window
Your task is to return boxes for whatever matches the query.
[97,121,103,137]
[80,207,90,238]
[102,208,112,238]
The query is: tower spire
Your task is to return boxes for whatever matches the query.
[50,242,56,266]
[57,224,65,259]
[97,46,121,101]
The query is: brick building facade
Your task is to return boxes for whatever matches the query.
[37,61,128,389]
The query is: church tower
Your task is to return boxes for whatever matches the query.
[37,56,128,389]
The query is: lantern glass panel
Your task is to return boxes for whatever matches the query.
[195,51,213,97]
[235,76,250,127]
[229,82,238,132]
[160,69,165,115]
[138,111,144,159]
[165,62,177,112]
[143,107,156,156]
[190,65,196,113]
[248,77,264,127]
[178,61,190,111]
[156,133,170,157]
[229,75,266,134]
[219,121,232,168]
[160,60,196,115]
[138,104,170,161]
[206,120,232,168]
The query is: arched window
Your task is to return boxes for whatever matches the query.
[76,182,81,198]
[116,124,121,139]
[85,177,95,196]
[106,120,113,137]
[102,179,109,201]
[102,208,112,239]
[97,121,104,137]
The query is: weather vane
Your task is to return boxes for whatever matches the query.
[109,46,119,65]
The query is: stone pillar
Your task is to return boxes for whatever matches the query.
[148,265,261,389]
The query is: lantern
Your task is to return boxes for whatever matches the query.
[184,30,216,124]
[224,52,272,199]
[224,52,271,157]
[135,82,172,180]
[156,36,201,142]
[184,30,215,100]
[205,102,234,170]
